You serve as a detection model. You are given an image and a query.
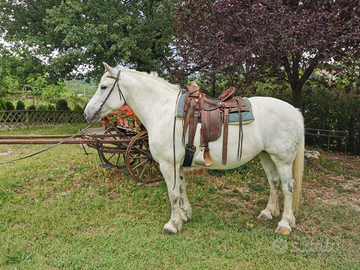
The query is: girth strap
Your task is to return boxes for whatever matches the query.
[235,97,244,161]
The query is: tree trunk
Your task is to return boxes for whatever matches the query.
[291,82,304,114]
[211,76,216,97]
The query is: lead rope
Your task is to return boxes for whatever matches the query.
[172,89,183,190]
[0,123,94,165]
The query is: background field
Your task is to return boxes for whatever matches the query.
[0,124,359,269]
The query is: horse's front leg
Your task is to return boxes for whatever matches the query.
[160,162,184,235]
[179,167,192,222]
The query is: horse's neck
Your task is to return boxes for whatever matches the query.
[123,71,179,130]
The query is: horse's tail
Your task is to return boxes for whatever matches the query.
[292,135,304,212]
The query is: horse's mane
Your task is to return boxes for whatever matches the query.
[116,66,180,93]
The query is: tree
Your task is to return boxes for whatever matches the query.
[0,98,6,110]
[0,0,177,81]
[26,75,46,105]
[24,73,68,104]
[42,82,68,104]
[0,1,58,83]
[0,72,21,97]
[174,0,360,110]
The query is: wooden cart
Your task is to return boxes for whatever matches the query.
[0,125,163,184]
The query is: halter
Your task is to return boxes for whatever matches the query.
[93,69,126,121]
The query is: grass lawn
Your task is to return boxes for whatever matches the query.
[0,124,359,269]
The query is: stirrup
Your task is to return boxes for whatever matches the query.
[194,147,213,167]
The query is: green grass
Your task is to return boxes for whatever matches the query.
[0,125,359,269]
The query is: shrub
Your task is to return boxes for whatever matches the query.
[303,77,360,154]
[5,101,15,110]
[73,104,83,111]
[0,98,6,110]
[56,99,70,111]
[47,104,55,110]
[27,104,37,110]
[16,100,25,110]
[38,104,47,110]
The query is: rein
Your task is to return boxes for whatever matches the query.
[0,123,94,165]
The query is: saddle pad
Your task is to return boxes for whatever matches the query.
[176,92,255,124]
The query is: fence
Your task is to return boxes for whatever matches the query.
[0,112,354,153]
[0,110,86,129]
[305,128,349,153]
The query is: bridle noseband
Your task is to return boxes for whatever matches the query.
[93,69,126,121]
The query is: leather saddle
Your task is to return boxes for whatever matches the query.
[182,85,249,167]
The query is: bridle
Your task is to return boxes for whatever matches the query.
[93,69,126,122]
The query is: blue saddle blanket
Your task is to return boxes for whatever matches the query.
[176,92,255,124]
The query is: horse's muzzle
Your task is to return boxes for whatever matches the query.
[84,111,101,123]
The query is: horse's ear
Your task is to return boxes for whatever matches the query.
[103,62,114,77]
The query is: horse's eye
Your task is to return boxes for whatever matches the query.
[101,85,107,90]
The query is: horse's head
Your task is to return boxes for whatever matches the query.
[84,63,126,123]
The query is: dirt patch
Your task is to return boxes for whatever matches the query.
[303,150,360,212]
[328,152,360,171]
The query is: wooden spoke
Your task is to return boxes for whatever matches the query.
[125,130,163,184]
[98,126,128,168]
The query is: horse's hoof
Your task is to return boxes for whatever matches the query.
[275,226,291,235]
[162,229,175,235]
[258,212,272,220]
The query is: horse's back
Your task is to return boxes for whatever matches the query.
[248,96,303,130]
[249,96,301,117]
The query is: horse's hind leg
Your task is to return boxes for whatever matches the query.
[258,152,281,220]
[272,162,296,235]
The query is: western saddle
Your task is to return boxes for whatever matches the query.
[182,84,249,167]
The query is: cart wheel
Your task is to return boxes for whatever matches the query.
[125,130,163,184]
[99,126,127,168]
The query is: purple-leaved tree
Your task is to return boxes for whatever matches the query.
[173,0,360,111]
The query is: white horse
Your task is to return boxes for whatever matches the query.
[84,63,304,235]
